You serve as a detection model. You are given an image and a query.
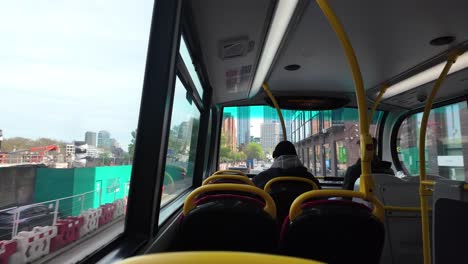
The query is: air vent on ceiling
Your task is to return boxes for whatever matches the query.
[219,37,254,60]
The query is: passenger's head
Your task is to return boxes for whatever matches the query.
[272,141,297,159]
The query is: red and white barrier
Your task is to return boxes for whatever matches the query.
[80,208,101,236]
[113,199,125,219]
[98,204,115,227]
[13,225,57,263]
[32,226,57,257]
[0,240,17,264]
[66,216,84,241]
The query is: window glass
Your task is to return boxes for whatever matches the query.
[218,106,383,176]
[0,0,153,259]
[336,140,347,177]
[180,36,204,98]
[324,143,332,176]
[396,101,468,180]
[161,77,200,206]
[315,145,322,176]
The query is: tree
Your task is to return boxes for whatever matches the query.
[0,137,67,153]
[128,130,137,160]
[244,142,265,160]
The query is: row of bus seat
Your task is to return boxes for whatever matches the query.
[173,170,385,264]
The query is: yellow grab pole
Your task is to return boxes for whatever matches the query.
[418,52,459,264]
[263,83,287,141]
[316,0,374,196]
[369,85,389,127]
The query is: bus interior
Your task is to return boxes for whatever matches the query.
[1,0,468,264]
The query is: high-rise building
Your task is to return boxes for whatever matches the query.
[263,106,277,124]
[222,113,237,152]
[97,130,111,149]
[237,107,250,147]
[260,122,280,152]
[85,131,97,147]
[264,106,293,141]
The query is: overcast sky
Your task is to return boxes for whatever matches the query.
[0,1,154,149]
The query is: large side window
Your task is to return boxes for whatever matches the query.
[396,101,468,180]
[0,0,153,261]
[160,77,200,207]
[217,106,383,176]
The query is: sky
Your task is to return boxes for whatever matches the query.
[0,1,154,149]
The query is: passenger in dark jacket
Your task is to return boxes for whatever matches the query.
[342,138,395,190]
[253,141,321,189]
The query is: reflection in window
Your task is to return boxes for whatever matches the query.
[161,77,200,206]
[397,101,468,181]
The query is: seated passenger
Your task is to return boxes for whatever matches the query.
[342,138,395,190]
[252,141,320,189]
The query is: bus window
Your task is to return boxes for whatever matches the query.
[179,36,204,99]
[396,101,468,181]
[0,0,153,261]
[161,77,200,207]
[218,106,382,176]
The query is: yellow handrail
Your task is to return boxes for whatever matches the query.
[264,176,319,193]
[183,184,277,219]
[262,83,287,141]
[369,85,389,127]
[117,252,324,264]
[203,175,254,186]
[289,190,384,222]
[316,0,374,197]
[418,52,459,264]
[213,170,246,176]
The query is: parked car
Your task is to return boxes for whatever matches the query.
[0,204,54,240]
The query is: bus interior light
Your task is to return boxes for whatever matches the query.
[382,51,468,99]
[250,0,299,97]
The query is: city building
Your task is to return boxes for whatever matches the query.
[97,130,111,149]
[260,122,280,153]
[237,107,250,147]
[291,108,378,177]
[263,106,277,124]
[264,106,293,140]
[222,113,237,152]
[85,131,97,147]
[65,144,75,156]
[87,146,98,158]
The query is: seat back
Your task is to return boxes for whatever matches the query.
[265,177,318,222]
[177,184,278,253]
[280,199,385,264]
[203,175,253,186]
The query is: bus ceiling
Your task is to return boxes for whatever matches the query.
[184,0,468,109]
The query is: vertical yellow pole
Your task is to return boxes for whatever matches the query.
[263,83,287,141]
[418,53,458,264]
[369,85,389,127]
[316,0,374,196]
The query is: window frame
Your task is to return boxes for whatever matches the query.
[390,96,468,174]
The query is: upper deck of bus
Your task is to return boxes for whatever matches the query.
[1,0,468,264]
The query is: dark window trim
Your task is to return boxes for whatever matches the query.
[81,0,183,262]
[176,54,203,110]
[390,95,468,173]
[377,111,389,160]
